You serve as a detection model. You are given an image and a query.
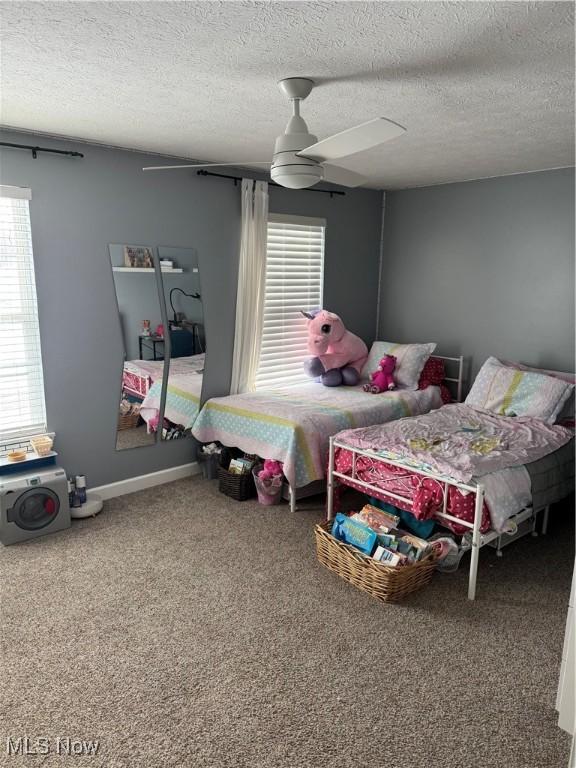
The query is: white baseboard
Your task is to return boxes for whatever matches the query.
[92,462,201,500]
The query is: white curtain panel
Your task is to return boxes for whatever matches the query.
[230,179,269,394]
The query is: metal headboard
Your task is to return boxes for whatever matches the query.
[430,355,465,402]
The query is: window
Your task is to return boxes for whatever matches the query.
[255,213,325,390]
[0,186,47,441]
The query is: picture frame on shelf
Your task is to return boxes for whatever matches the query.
[123,245,154,269]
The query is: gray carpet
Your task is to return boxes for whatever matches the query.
[0,477,573,768]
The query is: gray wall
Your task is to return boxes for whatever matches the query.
[378,168,575,387]
[0,129,383,486]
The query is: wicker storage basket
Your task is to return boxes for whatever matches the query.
[314,521,438,602]
[118,412,141,431]
[217,465,256,501]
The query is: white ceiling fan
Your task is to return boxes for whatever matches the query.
[143,77,406,189]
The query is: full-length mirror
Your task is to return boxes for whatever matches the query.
[110,244,206,448]
[109,244,164,450]
[157,246,205,441]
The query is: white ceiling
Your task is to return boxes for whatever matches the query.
[1,1,574,189]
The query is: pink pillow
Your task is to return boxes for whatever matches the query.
[418,358,452,404]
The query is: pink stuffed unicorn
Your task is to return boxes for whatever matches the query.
[363,354,397,394]
[302,310,368,387]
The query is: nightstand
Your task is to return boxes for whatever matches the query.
[139,335,164,360]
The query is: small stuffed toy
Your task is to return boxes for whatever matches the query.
[258,459,283,480]
[363,354,397,394]
[302,310,368,387]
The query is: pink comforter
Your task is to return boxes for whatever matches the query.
[333,404,572,534]
[335,404,572,484]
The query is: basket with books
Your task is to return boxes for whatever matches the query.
[314,505,439,603]
[217,449,257,501]
[118,399,141,431]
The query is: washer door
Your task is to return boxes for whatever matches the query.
[7,488,60,530]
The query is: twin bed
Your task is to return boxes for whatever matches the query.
[192,355,462,508]
[328,405,574,600]
[326,356,575,599]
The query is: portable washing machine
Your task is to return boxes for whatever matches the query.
[0,466,71,545]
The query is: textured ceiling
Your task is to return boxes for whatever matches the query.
[1,1,574,189]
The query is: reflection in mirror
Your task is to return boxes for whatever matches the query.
[109,244,163,450]
[156,247,205,441]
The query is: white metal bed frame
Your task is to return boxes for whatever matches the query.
[325,438,547,602]
[320,354,551,601]
[287,354,466,515]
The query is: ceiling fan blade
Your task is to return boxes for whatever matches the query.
[298,118,406,163]
[143,162,271,171]
[321,164,367,188]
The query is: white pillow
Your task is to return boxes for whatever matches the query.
[363,341,437,390]
[465,357,574,423]
[501,360,575,423]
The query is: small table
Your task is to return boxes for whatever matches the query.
[139,335,165,360]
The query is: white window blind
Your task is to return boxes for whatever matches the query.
[255,213,325,390]
[0,186,47,441]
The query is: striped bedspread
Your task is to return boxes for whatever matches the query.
[192,384,443,487]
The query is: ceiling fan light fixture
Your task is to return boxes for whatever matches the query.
[270,166,322,189]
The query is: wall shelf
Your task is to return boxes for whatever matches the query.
[112,267,184,274]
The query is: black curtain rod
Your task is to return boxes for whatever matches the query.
[0,141,84,160]
[196,169,345,197]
